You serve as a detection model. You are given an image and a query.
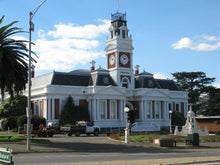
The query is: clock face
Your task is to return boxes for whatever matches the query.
[109,55,115,65]
[120,54,129,65]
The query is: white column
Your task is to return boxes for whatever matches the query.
[47,99,51,121]
[143,100,146,120]
[120,99,123,120]
[166,102,169,120]
[88,99,92,121]
[97,100,100,120]
[159,101,161,119]
[140,100,144,121]
[163,101,167,120]
[93,99,97,121]
[122,99,126,120]
[153,101,156,119]
[51,99,54,121]
[44,99,47,119]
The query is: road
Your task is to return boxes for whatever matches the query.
[9,134,220,165]
[13,149,220,165]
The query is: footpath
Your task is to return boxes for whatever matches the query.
[1,133,220,165]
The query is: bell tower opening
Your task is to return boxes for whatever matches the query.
[110,12,128,39]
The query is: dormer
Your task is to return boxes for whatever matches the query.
[90,67,117,87]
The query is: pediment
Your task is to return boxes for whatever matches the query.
[95,86,125,96]
[136,89,169,98]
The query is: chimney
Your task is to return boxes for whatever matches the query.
[134,65,140,76]
[31,64,35,78]
[90,60,96,71]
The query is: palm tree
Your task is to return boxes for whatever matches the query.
[0,15,35,103]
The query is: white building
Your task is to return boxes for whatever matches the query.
[25,12,188,131]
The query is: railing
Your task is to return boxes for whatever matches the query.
[111,12,126,21]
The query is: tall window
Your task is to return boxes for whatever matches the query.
[168,103,172,111]
[55,99,60,119]
[155,102,159,119]
[146,102,151,119]
[176,103,179,112]
[100,101,106,119]
[122,30,125,38]
[110,101,116,119]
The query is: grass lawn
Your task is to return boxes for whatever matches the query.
[0,135,26,142]
[0,134,50,143]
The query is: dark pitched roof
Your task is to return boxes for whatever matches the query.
[51,72,91,86]
[135,77,160,89]
[156,79,181,91]
[96,74,117,86]
[135,72,181,91]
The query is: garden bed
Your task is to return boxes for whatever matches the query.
[109,133,220,143]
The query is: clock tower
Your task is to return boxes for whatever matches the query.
[105,12,134,89]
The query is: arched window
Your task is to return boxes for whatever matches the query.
[122,77,129,88]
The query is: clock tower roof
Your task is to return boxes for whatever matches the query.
[111,12,127,31]
[111,12,126,22]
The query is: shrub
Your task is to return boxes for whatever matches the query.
[31,115,46,130]
[17,115,27,127]
[2,117,17,131]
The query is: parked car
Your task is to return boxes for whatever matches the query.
[60,121,100,136]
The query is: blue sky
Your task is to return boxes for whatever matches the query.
[1,0,220,87]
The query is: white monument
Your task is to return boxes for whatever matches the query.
[174,104,209,136]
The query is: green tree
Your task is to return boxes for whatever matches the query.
[59,96,75,126]
[172,72,215,115]
[171,111,186,126]
[74,106,90,122]
[206,88,220,116]
[59,96,90,126]
[0,95,27,118]
[0,15,35,103]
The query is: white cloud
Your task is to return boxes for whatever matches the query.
[153,72,169,79]
[202,35,220,41]
[11,36,27,41]
[214,83,220,89]
[171,35,220,51]
[30,19,110,72]
[48,19,110,39]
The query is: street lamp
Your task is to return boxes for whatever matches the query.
[124,107,130,144]
[27,0,47,151]
[169,110,172,135]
